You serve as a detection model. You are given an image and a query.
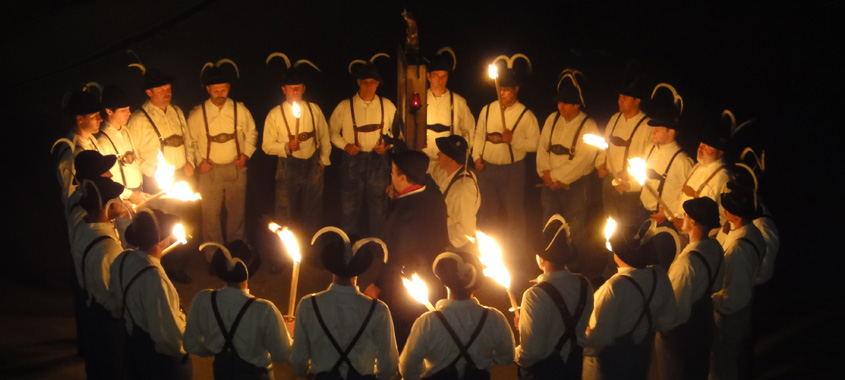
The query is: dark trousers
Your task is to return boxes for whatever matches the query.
[541,175,590,269]
[584,333,654,380]
[82,301,126,380]
[213,351,270,380]
[477,161,527,255]
[340,151,389,236]
[710,305,754,380]
[198,162,247,261]
[275,154,324,234]
[126,326,192,380]
[656,297,714,380]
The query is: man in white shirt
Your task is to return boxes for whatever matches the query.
[98,85,149,205]
[55,89,104,205]
[430,135,479,250]
[263,66,331,235]
[678,119,730,227]
[329,63,397,236]
[187,66,257,265]
[423,51,475,172]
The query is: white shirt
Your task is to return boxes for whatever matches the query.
[263,100,332,165]
[329,94,397,152]
[290,284,398,379]
[71,221,123,306]
[595,111,652,193]
[431,166,480,248]
[640,141,693,216]
[187,98,257,164]
[399,298,515,380]
[98,122,143,196]
[55,132,102,204]
[184,287,292,368]
[680,158,729,225]
[586,266,676,352]
[107,251,187,357]
[516,270,594,368]
[536,111,600,185]
[472,101,540,165]
[665,238,725,329]
[423,89,476,159]
[753,215,779,285]
[712,223,766,315]
[128,101,194,176]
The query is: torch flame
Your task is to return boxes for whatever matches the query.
[583,134,609,150]
[488,64,499,79]
[402,273,434,311]
[604,217,617,251]
[151,151,201,201]
[277,226,302,263]
[627,158,648,186]
[172,223,188,245]
[268,222,282,233]
[292,101,301,119]
[474,231,511,290]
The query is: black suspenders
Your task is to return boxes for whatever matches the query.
[645,145,684,199]
[547,113,589,161]
[311,296,378,375]
[349,96,385,147]
[119,252,157,325]
[433,307,490,370]
[201,100,241,159]
[140,106,189,157]
[101,131,127,186]
[80,235,113,301]
[535,276,589,354]
[481,104,529,163]
[210,290,257,355]
[621,268,658,334]
[690,249,723,296]
[737,238,763,261]
[443,167,479,198]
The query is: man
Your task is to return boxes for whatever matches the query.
[656,197,725,380]
[65,151,119,241]
[187,66,257,265]
[639,84,693,225]
[471,69,539,255]
[98,85,149,205]
[536,71,599,262]
[515,215,593,380]
[291,227,399,379]
[329,63,397,236]
[595,76,652,230]
[184,240,292,379]
[107,209,192,379]
[262,66,331,234]
[423,50,475,172]
[55,89,104,204]
[367,149,448,350]
[679,119,730,209]
[430,135,479,250]
[583,229,676,380]
[710,186,766,380]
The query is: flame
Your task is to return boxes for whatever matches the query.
[152,151,201,201]
[172,223,188,245]
[583,134,609,149]
[627,158,648,186]
[488,64,498,79]
[604,217,617,251]
[278,227,301,263]
[402,273,433,310]
[169,182,201,201]
[268,222,282,233]
[475,231,511,289]
[292,101,301,119]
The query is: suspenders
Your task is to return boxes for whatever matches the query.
[100,128,136,187]
[80,235,113,301]
[620,268,658,335]
[535,276,589,355]
[426,90,455,134]
[681,164,725,198]
[645,145,684,200]
[280,101,317,142]
[737,238,763,261]
[689,249,723,295]
[349,95,385,147]
[140,106,189,158]
[480,103,529,163]
[547,113,590,160]
[607,114,648,169]
[119,252,157,325]
[443,167,479,198]
[311,296,378,375]
[202,100,241,160]
[433,307,490,372]
[210,290,257,356]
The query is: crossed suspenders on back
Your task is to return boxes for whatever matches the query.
[443,166,479,198]
[606,113,648,169]
[310,296,379,378]
[481,103,529,163]
[432,307,490,378]
[118,251,158,326]
[620,268,658,337]
[140,106,190,157]
[426,91,454,134]
[349,96,385,147]
[78,234,117,304]
[280,101,317,143]
[689,249,724,300]
[201,101,241,159]
[210,290,257,357]
[546,112,589,161]
[534,276,589,358]
[681,163,725,198]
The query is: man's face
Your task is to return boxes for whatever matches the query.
[500,86,519,105]
[617,94,640,115]
[557,102,581,120]
[427,70,449,92]
[651,126,674,145]
[145,84,172,105]
[697,142,723,164]
[77,112,103,135]
[357,78,380,97]
[281,84,306,103]
[106,106,131,126]
[390,163,409,193]
[681,212,694,233]
[206,83,230,106]
[436,151,454,170]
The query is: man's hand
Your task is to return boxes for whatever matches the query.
[122,151,136,164]
[283,317,295,338]
[502,129,513,144]
[199,160,213,174]
[128,191,149,205]
[614,179,631,193]
[650,208,667,225]
[183,163,195,176]
[541,170,553,186]
[288,139,300,152]
[364,284,381,299]
[474,158,484,172]
[549,182,569,190]
[373,140,389,155]
[344,143,361,156]
[597,163,608,178]
[235,154,248,168]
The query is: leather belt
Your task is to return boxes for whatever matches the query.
[161,134,185,147]
[486,132,505,144]
[289,131,315,142]
[355,124,382,133]
[207,133,236,144]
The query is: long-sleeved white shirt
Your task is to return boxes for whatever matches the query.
[98,122,143,198]
[753,215,779,285]
[400,298,515,380]
[128,101,194,176]
[263,100,331,166]
[329,94,397,152]
[472,101,539,165]
[712,223,765,315]
[665,239,725,329]
[423,89,476,159]
[640,141,693,216]
[586,266,676,353]
[431,166,480,248]
[56,132,102,204]
[516,270,594,368]
[107,251,187,357]
[536,111,599,185]
[595,111,652,193]
[290,284,398,379]
[71,221,123,305]
[184,287,292,368]
[187,98,257,164]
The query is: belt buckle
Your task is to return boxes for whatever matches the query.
[298,132,309,141]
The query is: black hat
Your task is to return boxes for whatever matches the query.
[428,47,456,73]
[393,150,429,185]
[280,67,306,86]
[125,208,181,249]
[354,63,382,82]
[538,215,577,265]
[210,240,261,283]
[202,65,230,87]
[432,251,480,291]
[647,83,683,130]
[554,70,585,107]
[498,68,521,87]
[75,150,117,180]
[721,188,758,220]
[66,89,101,115]
[143,67,174,90]
[695,110,731,151]
[435,135,468,164]
[101,85,131,110]
[682,197,721,230]
[616,60,651,100]
[79,177,125,211]
[313,227,386,278]
[608,225,651,268]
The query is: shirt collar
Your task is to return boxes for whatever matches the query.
[327,283,361,293]
[616,266,636,275]
[537,269,575,283]
[219,286,251,296]
[398,185,426,198]
[435,297,480,309]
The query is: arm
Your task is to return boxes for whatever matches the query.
[185,106,206,164]
[261,301,293,363]
[146,275,188,357]
[651,267,678,332]
[399,314,429,380]
[585,281,618,353]
[550,119,600,185]
[329,101,352,149]
[375,302,400,379]
[240,103,258,158]
[515,288,546,367]
[289,297,313,377]
[511,110,540,153]
[313,105,332,166]
[712,242,757,315]
[456,98,476,149]
[183,292,214,357]
[665,254,694,330]
[471,106,489,162]
[176,107,196,167]
[128,113,159,177]
[261,108,289,157]
[490,309,516,366]
[535,114,553,177]
[664,154,694,218]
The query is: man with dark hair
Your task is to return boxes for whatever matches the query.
[431,135,479,250]
[98,85,149,205]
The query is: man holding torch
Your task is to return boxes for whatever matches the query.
[423,48,475,172]
[98,85,149,205]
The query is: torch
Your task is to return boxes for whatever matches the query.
[472,231,519,314]
[487,64,509,134]
[162,223,188,255]
[583,133,622,186]
[603,217,617,251]
[627,158,677,220]
[134,152,202,209]
[269,223,302,317]
[403,273,436,311]
[292,101,301,137]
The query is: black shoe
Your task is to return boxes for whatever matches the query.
[170,271,192,284]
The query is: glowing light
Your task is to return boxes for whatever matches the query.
[604,217,617,251]
[488,64,498,80]
[279,227,301,263]
[162,223,189,254]
[474,231,511,289]
[627,157,648,186]
[402,273,435,311]
[583,134,609,150]
[292,101,301,119]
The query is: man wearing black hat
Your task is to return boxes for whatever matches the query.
[423,50,475,172]
[290,228,399,379]
[56,89,104,203]
[471,69,539,256]
[656,197,725,380]
[128,67,195,191]
[678,116,731,228]
[98,85,149,205]
[65,151,119,239]
[710,187,765,380]
[583,229,676,380]
[187,66,257,265]
[431,135,479,250]
[516,215,593,380]
[329,63,397,236]
[263,67,331,235]
[184,240,291,379]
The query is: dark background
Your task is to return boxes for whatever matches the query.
[1,0,842,377]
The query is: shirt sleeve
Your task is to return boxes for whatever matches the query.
[289,296,313,377]
[375,302,400,378]
[186,106,205,164]
[489,308,516,366]
[329,101,351,149]
[239,103,258,158]
[176,107,195,167]
[128,112,159,177]
[399,313,430,380]
[712,241,757,315]
[651,266,678,332]
[261,107,289,158]
[261,300,293,363]
[515,287,547,367]
[313,105,332,166]
[472,105,489,162]
[512,110,540,153]
[145,274,187,357]
[665,254,695,330]
[183,291,214,357]
[535,114,554,177]
[456,98,476,149]
[585,281,618,353]
[550,119,599,185]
